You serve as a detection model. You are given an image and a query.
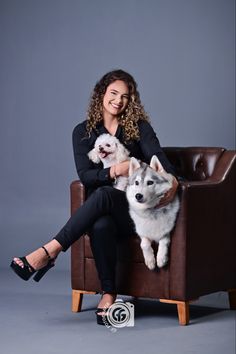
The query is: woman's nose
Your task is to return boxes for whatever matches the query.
[116,96,122,104]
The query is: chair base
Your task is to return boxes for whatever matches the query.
[71,289,236,324]
[72,289,96,312]
[159,299,190,325]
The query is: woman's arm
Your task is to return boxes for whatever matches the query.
[72,123,113,188]
[138,121,177,176]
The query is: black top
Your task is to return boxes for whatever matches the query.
[72,120,176,193]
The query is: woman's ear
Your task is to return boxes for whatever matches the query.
[88,149,101,164]
[150,155,164,172]
[129,157,141,176]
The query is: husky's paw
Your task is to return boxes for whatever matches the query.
[144,256,156,270]
[156,254,168,268]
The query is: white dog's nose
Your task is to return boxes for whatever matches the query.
[135,193,143,202]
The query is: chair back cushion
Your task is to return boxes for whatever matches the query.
[164,147,225,181]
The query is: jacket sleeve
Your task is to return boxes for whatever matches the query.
[72,124,113,188]
[138,121,177,176]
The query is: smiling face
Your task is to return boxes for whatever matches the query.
[102,80,130,119]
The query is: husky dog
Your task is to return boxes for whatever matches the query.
[88,133,130,191]
[126,155,179,270]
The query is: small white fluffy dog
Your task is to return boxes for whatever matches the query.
[126,155,180,270]
[88,133,130,191]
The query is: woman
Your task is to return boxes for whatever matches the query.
[10,69,178,324]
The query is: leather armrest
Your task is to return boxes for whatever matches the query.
[70,180,85,215]
[70,180,86,290]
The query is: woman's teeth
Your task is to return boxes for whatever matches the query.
[111,103,121,109]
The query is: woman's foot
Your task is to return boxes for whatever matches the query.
[96,292,117,325]
[13,239,63,272]
[97,292,117,313]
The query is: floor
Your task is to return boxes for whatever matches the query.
[1,268,235,354]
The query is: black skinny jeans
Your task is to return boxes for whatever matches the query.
[54,186,135,293]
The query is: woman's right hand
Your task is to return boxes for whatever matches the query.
[110,160,130,179]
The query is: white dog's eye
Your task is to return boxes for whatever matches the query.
[147,180,154,186]
[135,181,139,186]
[106,143,111,147]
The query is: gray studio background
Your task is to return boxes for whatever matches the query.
[0,0,235,271]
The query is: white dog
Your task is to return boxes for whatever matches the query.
[88,133,130,191]
[126,155,180,270]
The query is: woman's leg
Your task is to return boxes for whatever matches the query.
[54,186,134,251]
[13,186,134,280]
[89,215,118,293]
[89,216,118,311]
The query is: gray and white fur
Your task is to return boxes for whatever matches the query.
[126,155,179,269]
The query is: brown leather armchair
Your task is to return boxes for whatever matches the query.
[70,147,236,325]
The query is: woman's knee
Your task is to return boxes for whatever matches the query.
[92,186,126,208]
[91,215,116,236]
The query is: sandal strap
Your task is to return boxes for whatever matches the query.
[95,308,109,314]
[41,246,51,260]
[21,256,36,273]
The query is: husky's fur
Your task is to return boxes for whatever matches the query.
[126,155,179,269]
[88,133,130,191]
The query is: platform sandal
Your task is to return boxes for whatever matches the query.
[95,291,116,325]
[10,246,55,282]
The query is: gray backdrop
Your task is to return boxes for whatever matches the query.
[0,0,235,270]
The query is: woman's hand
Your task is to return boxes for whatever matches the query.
[110,160,130,179]
[158,175,179,208]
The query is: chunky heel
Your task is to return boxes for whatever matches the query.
[33,261,55,282]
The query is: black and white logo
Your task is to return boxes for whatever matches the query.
[104,300,134,328]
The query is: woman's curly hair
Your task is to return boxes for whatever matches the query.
[86,69,149,142]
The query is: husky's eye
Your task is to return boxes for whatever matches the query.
[135,181,139,186]
[147,180,154,186]
[106,144,111,147]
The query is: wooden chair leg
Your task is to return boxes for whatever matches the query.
[159,299,190,325]
[72,289,96,312]
[177,301,190,325]
[228,289,236,310]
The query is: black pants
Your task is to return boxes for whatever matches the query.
[54,186,135,293]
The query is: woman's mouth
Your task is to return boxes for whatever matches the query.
[111,103,122,109]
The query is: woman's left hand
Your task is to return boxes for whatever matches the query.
[158,176,179,208]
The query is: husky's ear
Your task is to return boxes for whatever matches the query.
[88,149,101,164]
[129,157,141,176]
[116,142,130,162]
[150,155,164,173]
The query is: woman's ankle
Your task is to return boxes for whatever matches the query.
[98,292,117,309]
[44,239,63,259]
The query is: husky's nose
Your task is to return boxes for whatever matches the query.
[135,193,143,202]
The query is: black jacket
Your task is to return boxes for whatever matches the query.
[72,120,176,193]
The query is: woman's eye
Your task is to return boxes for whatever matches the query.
[106,144,111,147]
[135,181,139,186]
[147,180,154,185]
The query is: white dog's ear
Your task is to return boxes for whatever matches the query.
[116,142,130,163]
[88,149,101,164]
[129,157,141,176]
[150,155,164,173]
